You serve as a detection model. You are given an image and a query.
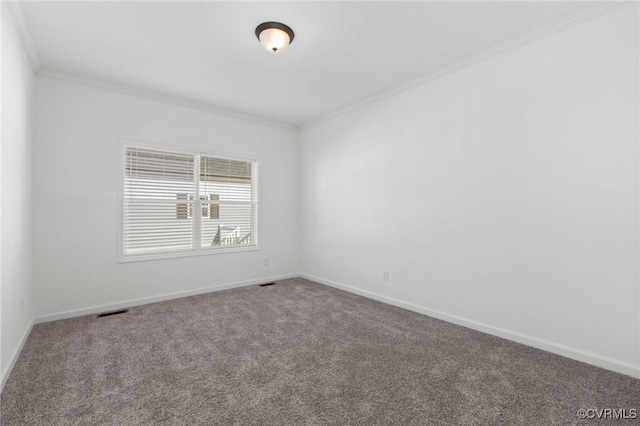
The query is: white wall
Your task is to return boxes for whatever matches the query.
[1,3,35,382]
[299,6,640,376]
[33,78,299,318]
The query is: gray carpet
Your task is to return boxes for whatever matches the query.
[1,278,639,425]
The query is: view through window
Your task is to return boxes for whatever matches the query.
[122,145,257,259]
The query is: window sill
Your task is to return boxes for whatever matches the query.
[118,244,261,263]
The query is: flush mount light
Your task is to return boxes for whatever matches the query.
[255,22,294,53]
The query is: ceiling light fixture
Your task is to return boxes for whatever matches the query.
[255,22,294,53]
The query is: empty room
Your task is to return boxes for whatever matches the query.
[1,0,639,424]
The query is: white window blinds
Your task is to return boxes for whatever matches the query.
[123,145,257,259]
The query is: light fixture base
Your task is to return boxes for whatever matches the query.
[255,22,295,53]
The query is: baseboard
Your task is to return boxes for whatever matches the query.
[18,272,640,386]
[300,274,640,379]
[34,273,298,324]
[1,318,35,392]
[2,274,297,391]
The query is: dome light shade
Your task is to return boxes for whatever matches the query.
[255,22,294,53]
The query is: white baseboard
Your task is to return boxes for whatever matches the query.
[300,273,640,379]
[1,274,297,392]
[34,273,298,324]
[1,318,35,392]
[7,272,637,393]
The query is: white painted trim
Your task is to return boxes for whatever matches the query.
[5,271,638,392]
[2,274,296,390]
[3,0,40,72]
[23,1,631,131]
[301,0,634,130]
[0,318,34,393]
[34,273,298,324]
[35,69,297,131]
[301,274,640,379]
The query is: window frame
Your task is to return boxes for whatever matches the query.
[118,139,260,263]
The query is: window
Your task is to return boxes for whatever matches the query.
[121,143,257,261]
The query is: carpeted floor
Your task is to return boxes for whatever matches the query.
[1,278,639,425]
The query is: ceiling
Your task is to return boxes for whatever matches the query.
[21,1,598,127]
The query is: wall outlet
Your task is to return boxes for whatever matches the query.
[381,270,389,281]
[264,257,270,266]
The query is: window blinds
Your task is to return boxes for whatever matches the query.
[124,148,195,255]
[123,146,256,258]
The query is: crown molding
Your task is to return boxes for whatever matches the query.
[36,69,298,131]
[301,0,635,130]
[5,0,294,130]
[13,0,634,132]
[3,0,41,72]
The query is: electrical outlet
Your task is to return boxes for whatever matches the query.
[264,257,270,266]
[381,270,389,281]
